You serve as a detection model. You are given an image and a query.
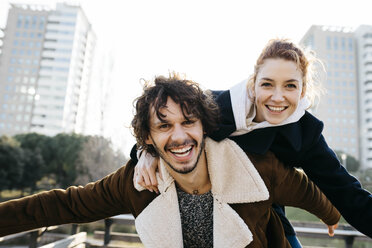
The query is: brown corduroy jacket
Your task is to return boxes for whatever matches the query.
[0,138,340,247]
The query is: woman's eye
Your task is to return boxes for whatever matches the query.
[261,82,272,87]
[286,84,297,89]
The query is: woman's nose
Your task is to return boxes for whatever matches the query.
[271,88,285,101]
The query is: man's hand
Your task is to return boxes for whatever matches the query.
[133,151,160,194]
[327,223,338,237]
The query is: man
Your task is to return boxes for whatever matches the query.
[0,74,339,247]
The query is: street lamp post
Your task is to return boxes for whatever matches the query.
[341,153,347,169]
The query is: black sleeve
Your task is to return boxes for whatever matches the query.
[301,134,372,237]
[130,144,139,163]
[209,90,237,141]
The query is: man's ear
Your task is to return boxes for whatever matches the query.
[146,135,153,145]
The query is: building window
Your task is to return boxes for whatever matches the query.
[39,20,45,30]
[348,38,353,51]
[17,15,23,28]
[326,36,332,50]
[333,37,339,50]
[341,37,346,51]
[24,16,30,29]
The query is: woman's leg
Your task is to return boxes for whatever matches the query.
[286,234,303,248]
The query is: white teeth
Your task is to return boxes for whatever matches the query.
[170,146,192,154]
[173,151,191,157]
[268,106,285,112]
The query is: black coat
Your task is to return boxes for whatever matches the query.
[210,90,372,238]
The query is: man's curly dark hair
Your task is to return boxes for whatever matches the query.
[131,73,220,156]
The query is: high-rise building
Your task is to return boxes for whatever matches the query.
[301,25,372,168]
[0,3,96,136]
[354,25,372,169]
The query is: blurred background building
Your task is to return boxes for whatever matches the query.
[0,3,96,136]
[301,25,372,169]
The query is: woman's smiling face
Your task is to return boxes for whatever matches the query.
[253,58,305,124]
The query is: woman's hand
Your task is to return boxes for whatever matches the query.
[133,151,160,193]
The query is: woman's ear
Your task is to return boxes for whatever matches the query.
[247,79,256,98]
[301,85,306,98]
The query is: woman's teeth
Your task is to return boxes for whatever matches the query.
[267,106,285,112]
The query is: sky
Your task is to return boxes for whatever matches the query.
[1,0,372,155]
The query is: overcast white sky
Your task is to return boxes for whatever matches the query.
[1,0,372,155]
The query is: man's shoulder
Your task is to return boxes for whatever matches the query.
[246,151,279,175]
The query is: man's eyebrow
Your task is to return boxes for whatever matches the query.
[184,114,197,120]
[153,119,169,125]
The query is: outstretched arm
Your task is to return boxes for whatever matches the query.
[262,153,341,228]
[300,134,372,237]
[0,161,137,237]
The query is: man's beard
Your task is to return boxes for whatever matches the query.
[152,137,205,174]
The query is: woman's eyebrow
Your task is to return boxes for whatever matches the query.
[260,77,274,82]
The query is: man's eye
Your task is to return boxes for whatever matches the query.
[184,119,197,125]
[159,124,169,129]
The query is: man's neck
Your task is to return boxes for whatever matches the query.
[167,151,211,195]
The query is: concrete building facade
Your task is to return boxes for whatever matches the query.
[301,25,372,168]
[354,25,372,168]
[300,26,359,160]
[0,3,95,136]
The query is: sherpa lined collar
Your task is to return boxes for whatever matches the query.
[134,138,269,248]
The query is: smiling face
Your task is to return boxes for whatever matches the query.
[253,58,305,124]
[146,97,205,174]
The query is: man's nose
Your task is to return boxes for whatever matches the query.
[171,124,188,142]
[271,88,285,101]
